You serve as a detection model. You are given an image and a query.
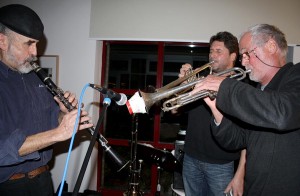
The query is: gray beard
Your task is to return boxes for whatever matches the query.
[5,49,35,73]
[17,63,33,73]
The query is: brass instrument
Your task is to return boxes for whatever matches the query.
[139,62,250,112]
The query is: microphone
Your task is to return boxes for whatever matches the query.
[89,84,127,106]
[30,62,128,172]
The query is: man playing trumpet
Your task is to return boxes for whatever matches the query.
[191,24,300,196]
[173,31,246,196]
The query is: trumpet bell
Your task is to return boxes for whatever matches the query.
[126,91,147,114]
[126,90,168,114]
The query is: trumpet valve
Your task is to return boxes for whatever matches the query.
[208,90,217,100]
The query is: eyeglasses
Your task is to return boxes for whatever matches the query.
[239,47,257,62]
[238,46,281,68]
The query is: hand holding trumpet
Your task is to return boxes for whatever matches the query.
[189,75,226,124]
[190,74,227,97]
[179,63,193,78]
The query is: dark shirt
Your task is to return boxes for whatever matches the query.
[0,61,59,183]
[212,62,300,195]
[184,99,240,164]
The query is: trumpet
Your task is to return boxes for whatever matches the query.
[137,62,250,113]
[162,67,251,111]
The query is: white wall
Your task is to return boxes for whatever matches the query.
[293,46,300,64]
[0,0,100,193]
[90,0,300,45]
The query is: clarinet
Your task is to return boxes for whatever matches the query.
[30,60,128,171]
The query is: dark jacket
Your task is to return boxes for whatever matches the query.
[212,62,300,196]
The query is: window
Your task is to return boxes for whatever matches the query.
[98,41,209,195]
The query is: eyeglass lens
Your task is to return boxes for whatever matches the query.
[239,48,256,62]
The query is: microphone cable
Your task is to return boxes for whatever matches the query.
[58,83,90,196]
[253,51,282,68]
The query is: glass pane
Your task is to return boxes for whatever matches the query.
[109,43,158,90]
[131,58,147,74]
[105,102,154,141]
[160,44,209,143]
[130,74,145,89]
[160,111,187,143]
[164,44,209,69]
[105,100,132,139]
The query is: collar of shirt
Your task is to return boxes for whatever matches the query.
[0,61,10,78]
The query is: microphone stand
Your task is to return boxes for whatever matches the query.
[124,114,144,196]
[72,97,111,196]
[29,61,129,195]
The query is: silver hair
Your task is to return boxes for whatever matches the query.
[242,24,288,58]
[0,23,6,34]
[0,23,14,41]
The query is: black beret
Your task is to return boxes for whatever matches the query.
[0,4,44,40]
